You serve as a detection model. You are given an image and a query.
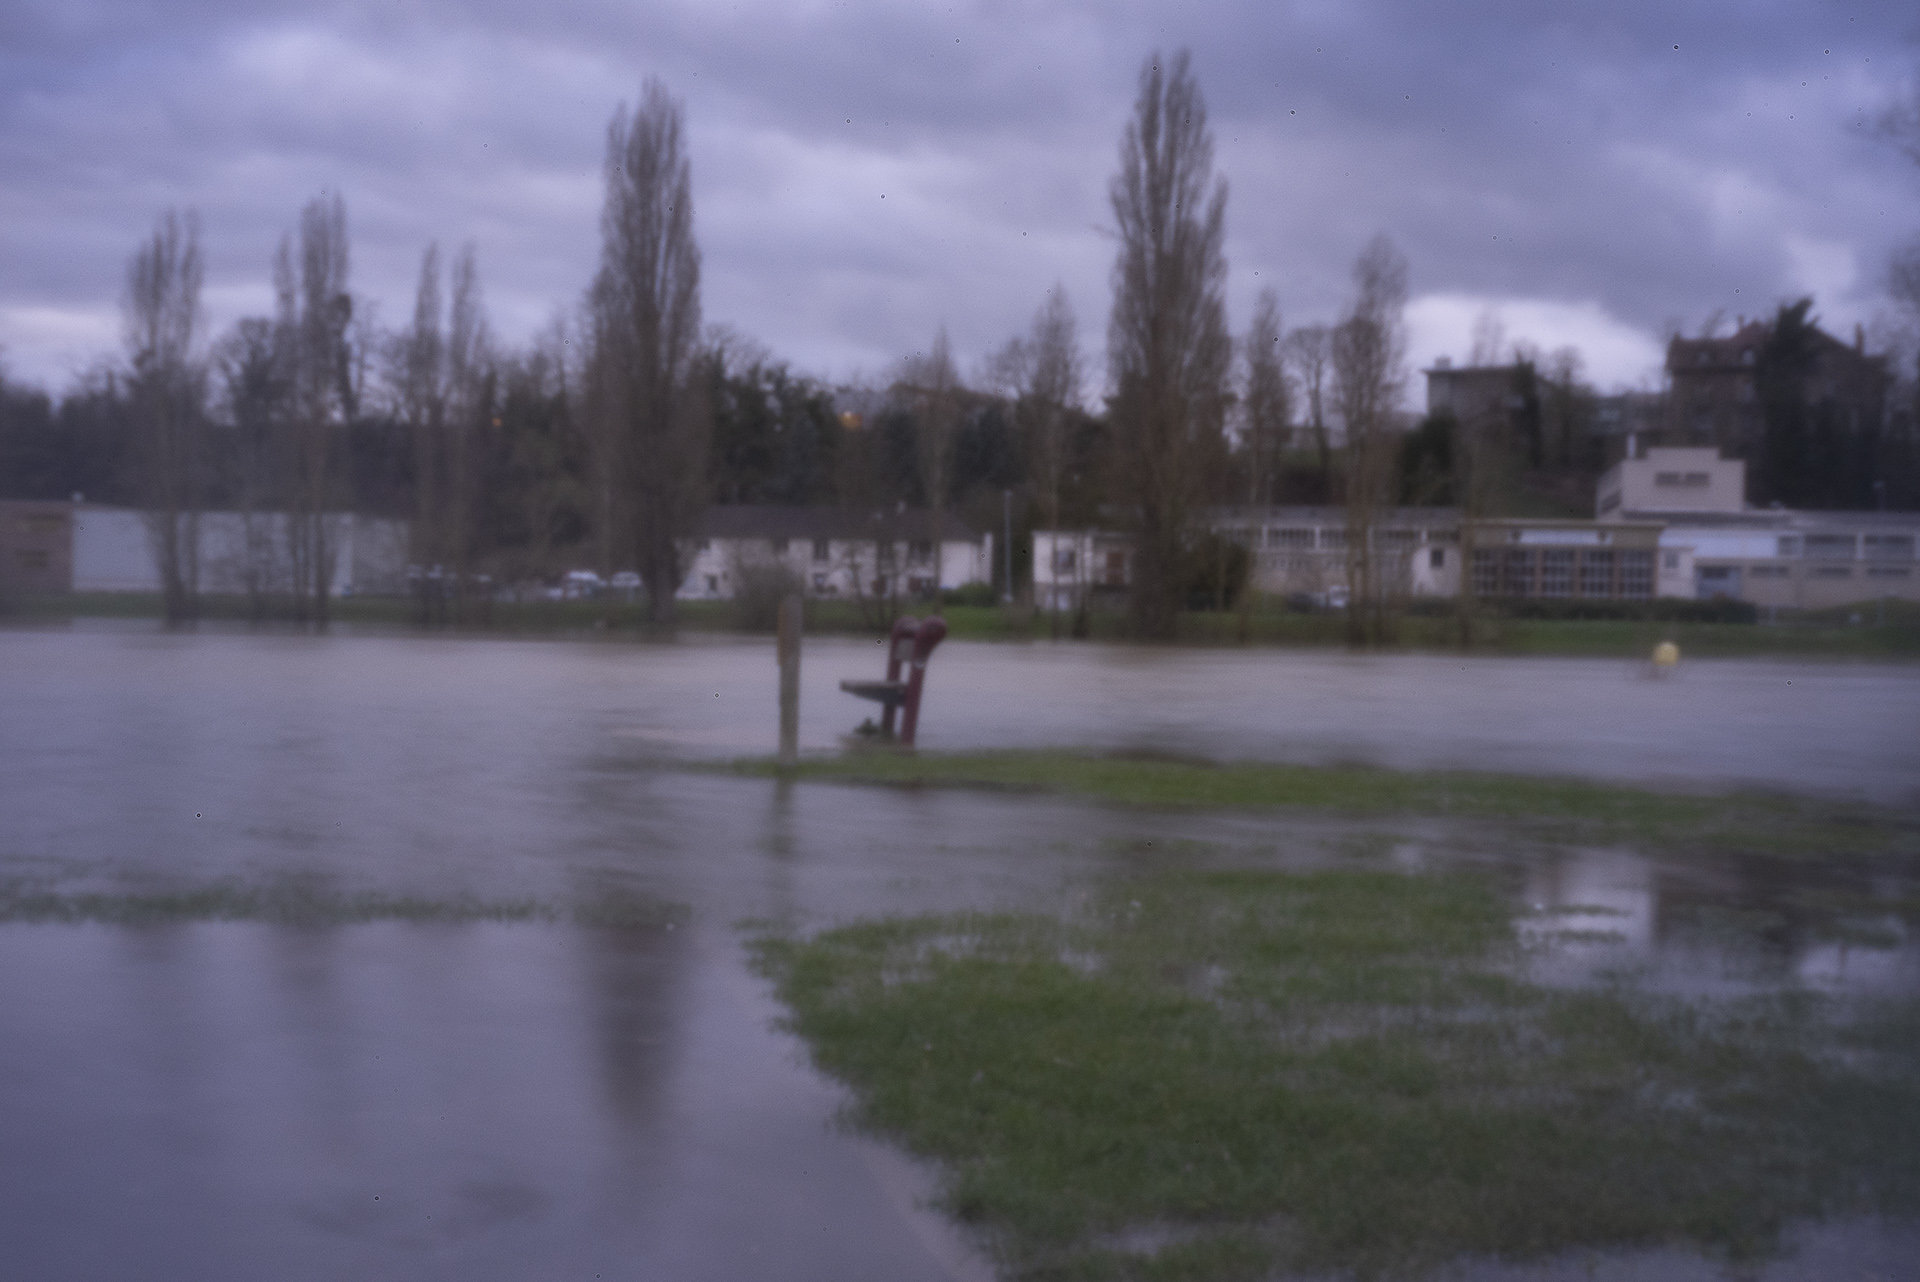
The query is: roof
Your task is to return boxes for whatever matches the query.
[1209,506,1462,527]
[1617,508,1920,532]
[695,505,981,543]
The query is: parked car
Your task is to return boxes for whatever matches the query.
[560,569,606,600]
[609,570,642,600]
[1284,586,1350,613]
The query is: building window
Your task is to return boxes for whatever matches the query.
[705,574,719,592]
[1579,549,1614,597]
[1867,566,1911,578]
[1539,549,1574,597]
[1777,536,1801,558]
[1662,551,1680,570]
[1748,565,1789,579]
[1271,528,1314,549]
[1501,548,1534,597]
[908,540,934,565]
[1318,529,1346,550]
[1806,534,1856,560]
[15,548,51,570]
[1812,565,1852,579]
[770,538,790,555]
[1053,548,1077,573]
[1429,548,1444,570]
[1619,550,1654,599]
[1864,535,1914,562]
[812,572,830,591]
[1471,549,1500,597]
[1377,528,1416,548]
[812,538,831,562]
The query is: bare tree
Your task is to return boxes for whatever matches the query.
[124,210,207,624]
[278,194,354,624]
[989,284,1082,617]
[1331,234,1409,647]
[444,245,492,615]
[586,78,706,624]
[1282,324,1332,494]
[894,325,963,594]
[1240,288,1291,507]
[398,243,449,589]
[212,315,293,615]
[1107,49,1232,639]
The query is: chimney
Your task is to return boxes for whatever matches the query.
[1855,324,1865,353]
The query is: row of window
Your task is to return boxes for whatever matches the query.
[1776,534,1916,561]
[1470,548,1654,600]
[720,537,939,565]
[1221,527,1449,551]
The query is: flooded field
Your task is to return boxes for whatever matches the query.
[2,624,1916,1279]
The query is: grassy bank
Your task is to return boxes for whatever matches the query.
[11,590,1919,658]
[734,750,1918,860]
[754,866,1920,1280]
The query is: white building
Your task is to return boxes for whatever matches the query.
[1034,509,1462,611]
[677,506,992,602]
[71,507,411,596]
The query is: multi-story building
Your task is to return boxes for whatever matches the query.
[1665,318,1889,458]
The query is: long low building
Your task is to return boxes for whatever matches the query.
[678,505,992,601]
[1034,448,1918,610]
[0,501,411,598]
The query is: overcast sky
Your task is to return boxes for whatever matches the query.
[2,0,1916,404]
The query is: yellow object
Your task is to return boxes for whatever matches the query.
[1652,641,1680,668]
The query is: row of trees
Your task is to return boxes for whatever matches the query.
[0,54,1485,638]
[11,50,1914,633]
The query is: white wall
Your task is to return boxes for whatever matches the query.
[72,507,409,595]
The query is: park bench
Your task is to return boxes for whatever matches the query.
[840,615,947,747]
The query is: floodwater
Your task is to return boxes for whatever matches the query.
[2,623,1917,1281]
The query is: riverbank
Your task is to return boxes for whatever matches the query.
[8,590,1918,659]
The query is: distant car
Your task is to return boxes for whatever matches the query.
[1285,586,1350,613]
[609,571,642,590]
[561,569,606,600]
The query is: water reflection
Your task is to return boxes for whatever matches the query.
[0,919,964,1281]
[1520,846,1919,997]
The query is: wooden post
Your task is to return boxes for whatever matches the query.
[777,592,801,763]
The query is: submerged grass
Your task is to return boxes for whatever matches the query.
[736,750,1918,859]
[753,868,1920,1280]
[0,877,687,929]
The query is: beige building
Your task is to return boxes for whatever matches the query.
[1598,446,1920,608]
[1597,446,1745,519]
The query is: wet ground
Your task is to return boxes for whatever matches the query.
[2,623,1917,1280]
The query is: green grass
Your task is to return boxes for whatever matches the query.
[732,750,1918,860]
[0,876,688,928]
[14,590,1919,657]
[753,868,1920,1279]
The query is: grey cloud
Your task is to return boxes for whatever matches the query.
[1,0,1915,394]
